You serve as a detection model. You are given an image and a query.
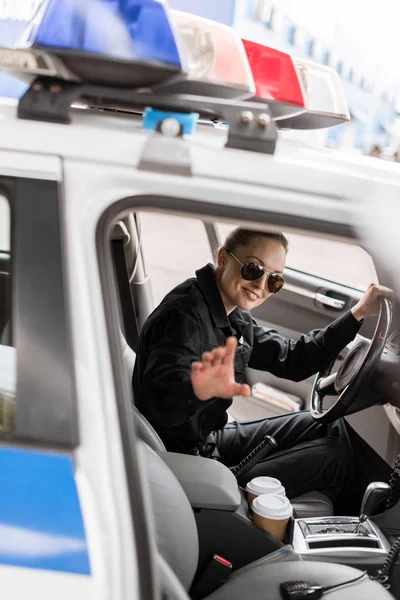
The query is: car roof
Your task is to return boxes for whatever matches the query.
[1,97,399,237]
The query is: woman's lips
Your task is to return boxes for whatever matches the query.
[243,287,259,301]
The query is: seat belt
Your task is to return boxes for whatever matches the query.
[111,238,140,352]
[190,554,232,599]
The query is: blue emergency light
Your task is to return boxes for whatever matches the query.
[0,1,283,153]
[17,0,185,87]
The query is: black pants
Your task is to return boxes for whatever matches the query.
[215,412,392,515]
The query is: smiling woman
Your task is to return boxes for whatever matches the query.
[214,231,287,314]
[133,209,392,517]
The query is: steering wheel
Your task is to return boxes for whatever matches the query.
[310,297,393,423]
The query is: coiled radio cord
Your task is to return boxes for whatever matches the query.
[230,434,277,485]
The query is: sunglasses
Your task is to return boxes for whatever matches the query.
[227,250,285,294]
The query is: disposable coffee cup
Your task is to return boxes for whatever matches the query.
[246,476,286,509]
[252,493,293,541]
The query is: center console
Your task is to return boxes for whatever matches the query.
[292,516,390,558]
[293,482,392,566]
[158,449,400,597]
[159,451,396,578]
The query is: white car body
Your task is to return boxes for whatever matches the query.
[0,96,400,599]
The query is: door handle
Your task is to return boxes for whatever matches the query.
[284,283,346,311]
[314,292,345,310]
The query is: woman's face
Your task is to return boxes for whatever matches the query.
[216,236,287,313]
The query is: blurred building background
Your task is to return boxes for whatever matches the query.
[171,0,400,155]
[1,0,400,155]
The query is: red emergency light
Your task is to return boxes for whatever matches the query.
[242,39,306,117]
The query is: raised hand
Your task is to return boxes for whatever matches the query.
[191,336,251,401]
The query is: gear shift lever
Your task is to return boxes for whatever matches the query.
[354,482,390,533]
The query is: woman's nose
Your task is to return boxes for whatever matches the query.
[254,273,268,289]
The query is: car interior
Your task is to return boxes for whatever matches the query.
[99,204,400,599]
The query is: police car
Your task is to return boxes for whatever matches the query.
[0,1,400,599]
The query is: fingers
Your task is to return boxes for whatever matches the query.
[368,283,395,302]
[210,347,225,367]
[230,383,251,397]
[201,351,214,371]
[201,340,237,369]
[192,339,249,402]
[200,337,237,369]
[377,285,395,302]
[201,346,226,369]
[191,361,204,375]
[235,383,251,397]
[222,336,238,365]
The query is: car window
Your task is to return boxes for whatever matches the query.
[139,212,213,306]
[217,223,378,291]
[0,194,15,434]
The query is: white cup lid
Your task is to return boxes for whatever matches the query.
[246,476,286,497]
[252,493,293,520]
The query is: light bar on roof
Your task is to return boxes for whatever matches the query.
[280,59,350,129]
[242,39,307,120]
[0,0,184,88]
[0,46,79,80]
[157,10,255,100]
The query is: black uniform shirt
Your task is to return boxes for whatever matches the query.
[133,264,362,453]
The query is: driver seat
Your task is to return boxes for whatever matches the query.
[122,334,334,518]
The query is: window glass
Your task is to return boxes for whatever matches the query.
[287,24,296,45]
[0,194,15,433]
[306,38,314,57]
[322,50,330,66]
[217,223,377,291]
[256,1,274,28]
[139,212,213,307]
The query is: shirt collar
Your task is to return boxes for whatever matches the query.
[229,307,250,336]
[196,264,230,329]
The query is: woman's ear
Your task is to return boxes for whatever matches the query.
[217,247,227,269]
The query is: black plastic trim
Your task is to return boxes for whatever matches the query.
[308,539,380,549]
[18,77,278,154]
[111,238,139,351]
[10,177,78,447]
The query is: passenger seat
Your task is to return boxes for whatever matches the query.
[121,334,334,518]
